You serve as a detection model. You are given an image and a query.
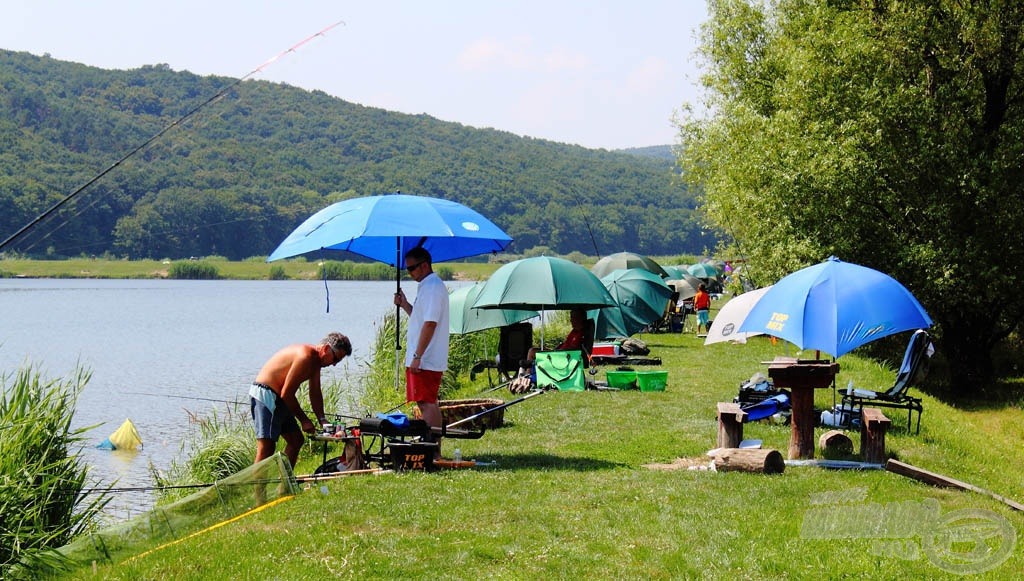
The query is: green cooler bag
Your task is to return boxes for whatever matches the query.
[536,350,586,391]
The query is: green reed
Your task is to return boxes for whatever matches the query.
[1,364,108,578]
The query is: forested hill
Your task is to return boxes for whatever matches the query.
[0,50,709,260]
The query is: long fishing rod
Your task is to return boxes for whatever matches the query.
[73,470,380,496]
[124,392,366,421]
[0,19,346,254]
[569,187,601,258]
[123,392,247,406]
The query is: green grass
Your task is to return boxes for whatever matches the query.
[0,257,505,281]
[58,324,1024,579]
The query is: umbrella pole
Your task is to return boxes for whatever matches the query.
[395,238,402,391]
[540,308,546,350]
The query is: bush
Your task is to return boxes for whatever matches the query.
[1,365,108,577]
[168,261,220,280]
[268,265,289,280]
[318,260,396,281]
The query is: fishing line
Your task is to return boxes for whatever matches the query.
[569,188,601,258]
[0,19,346,254]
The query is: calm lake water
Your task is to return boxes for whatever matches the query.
[0,278,461,520]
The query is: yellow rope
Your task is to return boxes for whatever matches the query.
[126,495,294,563]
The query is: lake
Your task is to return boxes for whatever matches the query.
[0,278,459,519]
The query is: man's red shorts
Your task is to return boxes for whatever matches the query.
[406,368,443,403]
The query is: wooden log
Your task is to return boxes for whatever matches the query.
[885,460,1024,512]
[713,448,785,474]
[818,430,853,455]
[859,408,891,464]
[716,402,746,449]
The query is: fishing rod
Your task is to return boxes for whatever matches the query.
[569,187,602,258]
[73,471,381,497]
[125,392,366,422]
[74,477,300,496]
[123,392,247,406]
[0,19,346,254]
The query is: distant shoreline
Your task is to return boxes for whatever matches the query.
[0,257,502,281]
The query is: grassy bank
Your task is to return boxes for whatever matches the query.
[0,257,506,281]
[63,328,1024,579]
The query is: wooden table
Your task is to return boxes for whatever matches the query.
[768,358,839,459]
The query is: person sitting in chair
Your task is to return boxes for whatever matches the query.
[511,309,593,393]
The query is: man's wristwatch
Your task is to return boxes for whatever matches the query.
[413,353,421,360]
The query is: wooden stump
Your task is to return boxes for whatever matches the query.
[716,402,747,449]
[818,430,853,455]
[860,408,891,464]
[712,448,785,474]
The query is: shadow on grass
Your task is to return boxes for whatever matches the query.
[923,378,1024,412]
[471,452,628,471]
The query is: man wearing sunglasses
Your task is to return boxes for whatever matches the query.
[394,247,450,456]
[250,331,351,468]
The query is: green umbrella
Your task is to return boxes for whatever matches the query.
[662,265,686,280]
[591,269,674,339]
[472,256,616,348]
[449,282,538,335]
[591,252,669,280]
[687,262,721,279]
[667,273,702,300]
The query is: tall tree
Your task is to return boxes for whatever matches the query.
[679,0,1024,394]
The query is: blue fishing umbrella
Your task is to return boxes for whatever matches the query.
[267,193,512,385]
[266,194,511,265]
[738,257,932,358]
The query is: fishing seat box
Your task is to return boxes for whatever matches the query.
[387,441,438,471]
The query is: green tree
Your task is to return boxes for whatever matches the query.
[679,0,1024,394]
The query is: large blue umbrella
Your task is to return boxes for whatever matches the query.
[267,193,512,384]
[738,257,932,357]
[267,194,511,265]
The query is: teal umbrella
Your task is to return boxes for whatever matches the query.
[472,256,616,348]
[662,265,686,280]
[591,269,674,339]
[449,282,538,335]
[687,262,720,279]
[591,252,669,279]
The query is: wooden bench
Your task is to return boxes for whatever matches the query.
[717,402,747,448]
[860,408,891,464]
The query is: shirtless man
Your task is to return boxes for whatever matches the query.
[249,332,351,467]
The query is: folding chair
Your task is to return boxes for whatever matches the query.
[841,329,933,434]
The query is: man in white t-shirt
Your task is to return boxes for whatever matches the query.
[393,247,449,454]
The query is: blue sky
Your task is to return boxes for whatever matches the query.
[2,1,709,150]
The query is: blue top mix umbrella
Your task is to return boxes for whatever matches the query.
[738,256,932,358]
